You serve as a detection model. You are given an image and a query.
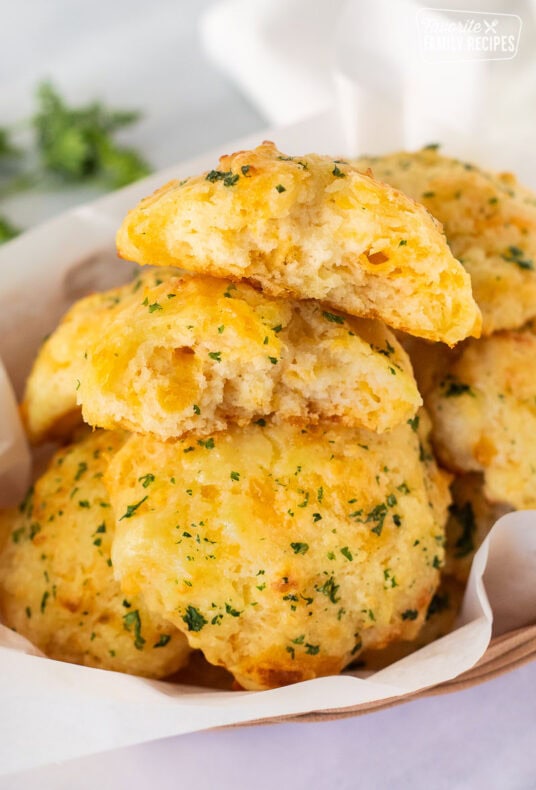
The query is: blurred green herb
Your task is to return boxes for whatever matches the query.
[0,215,20,243]
[0,82,151,244]
[33,83,150,188]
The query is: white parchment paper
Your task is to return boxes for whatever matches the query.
[0,123,535,776]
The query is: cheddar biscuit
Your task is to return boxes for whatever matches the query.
[107,417,450,690]
[426,330,536,509]
[444,474,511,583]
[355,147,536,334]
[0,430,191,677]
[117,142,480,345]
[78,274,421,439]
[21,266,180,443]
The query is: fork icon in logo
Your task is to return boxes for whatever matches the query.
[483,18,499,34]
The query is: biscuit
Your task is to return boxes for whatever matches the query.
[116,142,480,345]
[78,274,421,438]
[21,267,181,443]
[360,575,464,669]
[426,330,536,509]
[0,430,191,677]
[355,147,536,334]
[444,474,511,583]
[107,416,451,690]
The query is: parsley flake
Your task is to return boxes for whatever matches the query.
[322,310,345,324]
[119,495,148,520]
[123,610,145,649]
[182,605,207,632]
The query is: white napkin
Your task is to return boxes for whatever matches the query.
[202,0,536,170]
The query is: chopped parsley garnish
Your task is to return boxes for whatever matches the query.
[206,169,239,187]
[78,500,90,508]
[208,351,222,362]
[305,643,320,655]
[290,542,309,555]
[197,438,215,450]
[340,546,353,562]
[193,404,201,415]
[501,245,534,271]
[352,502,390,536]
[225,603,241,617]
[241,165,250,176]
[401,609,418,621]
[315,575,340,603]
[148,302,162,313]
[138,473,155,488]
[74,462,88,481]
[19,486,34,516]
[275,184,286,193]
[182,606,207,632]
[449,500,476,558]
[123,610,145,649]
[153,634,171,648]
[119,495,148,520]
[322,311,345,324]
[332,165,345,178]
[12,527,26,544]
[230,471,240,482]
[407,415,419,432]
[268,356,278,365]
[40,591,49,614]
[441,375,474,398]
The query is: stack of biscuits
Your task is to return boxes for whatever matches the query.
[2,141,530,691]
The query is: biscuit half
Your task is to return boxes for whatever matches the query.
[117,142,481,346]
[78,274,422,439]
[21,267,180,443]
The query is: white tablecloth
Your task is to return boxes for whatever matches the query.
[3,662,535,789]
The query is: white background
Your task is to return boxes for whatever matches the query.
[1,1,535,787]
